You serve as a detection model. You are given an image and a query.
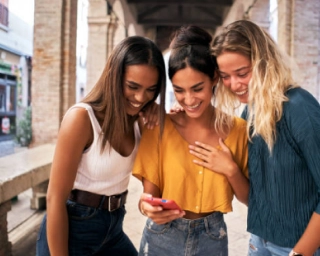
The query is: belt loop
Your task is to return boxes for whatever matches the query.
[99,195,106,209]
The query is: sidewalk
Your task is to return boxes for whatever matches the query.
[9,176,249,256]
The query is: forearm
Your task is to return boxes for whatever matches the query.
[293,212,320,256]
[226,169,249,206]
[47,200,69,256]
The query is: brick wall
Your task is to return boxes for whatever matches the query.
[278,0,320,100]
[32,0,77,146]
[292,0,319,98]
[31,0,320,145]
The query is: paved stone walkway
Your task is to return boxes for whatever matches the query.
[0,140,15,157]
[9,176,249,255]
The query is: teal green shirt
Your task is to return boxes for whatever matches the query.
[243,87,320,247]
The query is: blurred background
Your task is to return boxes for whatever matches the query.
[0,0,319,255]
[0,0,319,150]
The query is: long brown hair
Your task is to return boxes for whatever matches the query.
[82,36,166,151]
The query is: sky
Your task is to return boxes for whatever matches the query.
[9,0,35,25]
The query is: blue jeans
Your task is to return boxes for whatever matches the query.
[248,233,320,256]
[36,200,137,256]
[139,211,228,256]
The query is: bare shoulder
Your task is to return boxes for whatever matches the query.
[62,107,90,126]
[59,106,93,144]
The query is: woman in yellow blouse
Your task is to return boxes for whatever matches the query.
[132,25,249,256]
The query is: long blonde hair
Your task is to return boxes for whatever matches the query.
[212,20,298,151]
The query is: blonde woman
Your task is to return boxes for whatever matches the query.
[190,20,320,256]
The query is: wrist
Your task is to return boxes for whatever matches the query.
[225,164,241,179]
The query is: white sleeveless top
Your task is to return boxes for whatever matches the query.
[66,103,141,195]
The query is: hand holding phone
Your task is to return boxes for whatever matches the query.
[143,197,182,211]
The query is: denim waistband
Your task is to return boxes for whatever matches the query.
[171,211,224,232]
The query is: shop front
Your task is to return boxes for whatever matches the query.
[0,62,16,141]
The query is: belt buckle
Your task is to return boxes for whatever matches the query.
[108,195,121,212]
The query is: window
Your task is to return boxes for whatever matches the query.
[0,73,16,138]
[0,74,16,113]
[0,0,9,27]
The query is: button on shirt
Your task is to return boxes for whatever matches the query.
[133,115,248,213]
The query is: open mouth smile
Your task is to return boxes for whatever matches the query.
[235,90,247,96]
[129,101,143,108]
[185,102,201,111]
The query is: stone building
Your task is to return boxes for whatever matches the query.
[31,0,320,146]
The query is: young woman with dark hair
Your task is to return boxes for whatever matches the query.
[133,25,249,256]
[36,35,166,256]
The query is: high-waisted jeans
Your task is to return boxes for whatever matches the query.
[36,200,137,256]
[139,211,228,256]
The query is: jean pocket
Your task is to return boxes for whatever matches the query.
[145,218,171,234]
[205,219,228,241]
[67,200,98,220]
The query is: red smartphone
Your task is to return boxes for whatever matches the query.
[143,197,182,211]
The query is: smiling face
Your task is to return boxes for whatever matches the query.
[172,66,215,119]
[217,51,252,104]
[123,64,159,116]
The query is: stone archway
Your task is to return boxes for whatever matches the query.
[31,0,320,146]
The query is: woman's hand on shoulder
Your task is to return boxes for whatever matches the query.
[139,102,159,129]
[189,138,240,178]
[139,193,185,225]
[169,102,184,115]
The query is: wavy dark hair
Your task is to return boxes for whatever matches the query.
[168,25,233,135]
[169,25,217,81]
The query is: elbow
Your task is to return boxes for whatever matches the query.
[46,190,68,213]
[46,191,56,212]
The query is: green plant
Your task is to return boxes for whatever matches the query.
[16,106,32,146]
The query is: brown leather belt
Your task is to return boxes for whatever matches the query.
[68,189,128,212]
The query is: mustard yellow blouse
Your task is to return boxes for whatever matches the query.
[132,114,248,213]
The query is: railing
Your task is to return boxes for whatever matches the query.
[0,144,55,256]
